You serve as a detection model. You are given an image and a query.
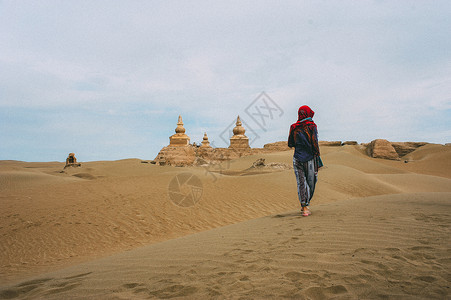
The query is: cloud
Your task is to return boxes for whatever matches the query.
[1,1,450,161]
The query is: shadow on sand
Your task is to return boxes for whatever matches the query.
[271,212,301,218]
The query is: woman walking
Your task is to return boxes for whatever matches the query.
[288,105,321,216]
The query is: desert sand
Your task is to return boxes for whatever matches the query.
[0,143,450,299]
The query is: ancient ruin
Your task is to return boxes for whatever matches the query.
[366,139,400,160]
[193,132,214,165]
[169,115,190,146]
[342,141,358,145]
[154,116,195,166]
[319,141,342,147]
[153,114,429,167]
[229,116,249,150]
[200,132,212,148]
[366,139,428,160]
[155,115,255,166]
[263,141,290,151]
[65,153,81,168]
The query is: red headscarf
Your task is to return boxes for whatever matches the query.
[291,105,317,132]
[288,105,320,155]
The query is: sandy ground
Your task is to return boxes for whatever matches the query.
[0,144,450,299]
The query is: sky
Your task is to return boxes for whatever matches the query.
[1,0,450,162]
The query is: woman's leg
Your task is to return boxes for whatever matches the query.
[293,157,309,208]
[304,158,317,206]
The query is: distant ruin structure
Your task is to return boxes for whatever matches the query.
[154,114,258,166]
[229,116,249,150]
[200,132,212,148]
[154,113,428,167]
[65,153,81,168]
[169,115,190,146]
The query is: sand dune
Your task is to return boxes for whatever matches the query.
[1,193,449,299]
[0,144,450,298]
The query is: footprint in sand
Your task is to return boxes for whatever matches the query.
[118,281,198,298]
[0,272,92,299]
[284,271,320,282]
[414,275,437,283]
[0,278,53,299]
[303,285,348,298]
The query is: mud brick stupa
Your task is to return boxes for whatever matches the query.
[229,116,249,150]
[153,114,285,166]
[169,115,190,146]
[153,115,196,166]
[200,132,212,148]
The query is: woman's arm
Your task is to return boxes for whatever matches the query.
[288,126,295,148]
[311,128,320,156]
